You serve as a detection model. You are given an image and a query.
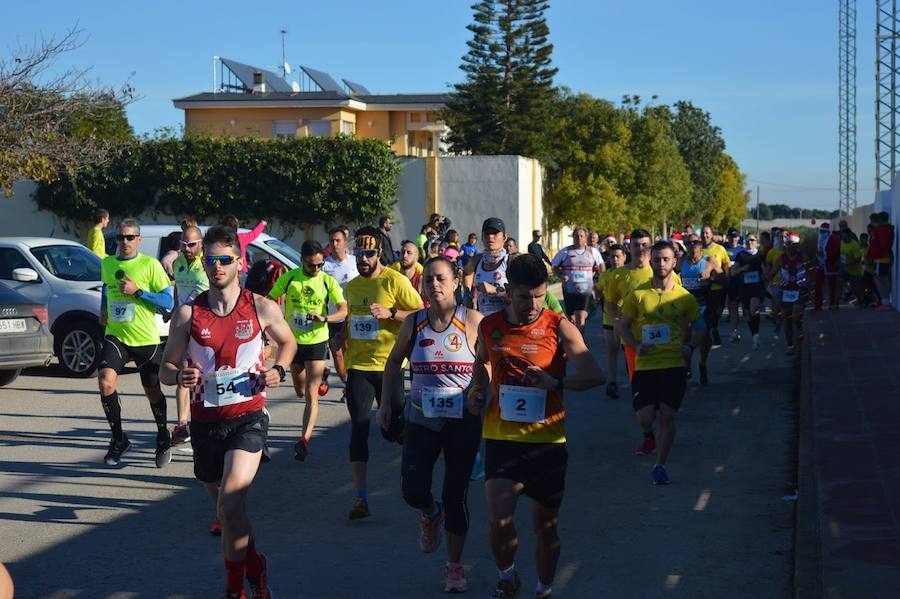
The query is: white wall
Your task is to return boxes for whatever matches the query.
[1,181,82,241]
[438,156,521,243]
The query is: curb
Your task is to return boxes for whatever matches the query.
[794,330,822,598]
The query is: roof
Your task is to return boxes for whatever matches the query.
[0,237,85,248]
[172,91,451,110]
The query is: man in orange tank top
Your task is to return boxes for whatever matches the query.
[468,254,605,599]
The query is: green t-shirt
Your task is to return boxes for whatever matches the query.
[101,254,170,346]
[87,227,107,259]
[173,254,209,305]
[269,268,345,345]
[544,291,563,314]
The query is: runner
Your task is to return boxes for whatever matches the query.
[467,253,605,599]
[269,240,347,461]
[391,240,425,299]
[87,208,109,259]
[867,211,894,310]
[98,219,175,467]
[159,225,297,599]
[779,232,810,355]
[341,226,423,520]
[700,226,731,346]
[678,235,721,385]
[594,243,627,399]
[504,237,519,257]
[731,234,766,350]
[839,228,865,306]
[551,227,604,331]
[323,225,358,400]
[765,229,786,334]
[617,240,704,485]
[463,218,510,317]
[171,225,210,446]
[376,257,483,594]
[724,229,746,343]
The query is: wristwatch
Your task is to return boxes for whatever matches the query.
[389,307,398,320]
[135,289,143,298]
[272,364,286,382]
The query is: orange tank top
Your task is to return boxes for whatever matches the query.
[481,308,567,443]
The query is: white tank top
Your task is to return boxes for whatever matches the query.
[474,253,509,315]
[407,305,475,429]
[559,246,597,295]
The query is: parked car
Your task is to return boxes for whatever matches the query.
[0,237,165,378]
[0,281,54,386]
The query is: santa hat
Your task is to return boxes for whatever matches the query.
[623,234,632,242]
[787,232,801,243]
[670,233,686,251]
[605,233,617,244]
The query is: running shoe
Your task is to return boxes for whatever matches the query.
[470,453,485,481]
[318,367,331,396]
[172,423,190,445]
[104,435,131,465]
[491,574,522,599]
[699,365,709,385]
[293,437,309,462]
[730,330,741,343]
[247,552,272,599]
[605,381,618,400]
[635,436,656,455]
[349,497,370,520]
[442,562,468,593]
[210,518,223,536]
[419,502,444,553]
[155,431,173,468]
[785,345,796,356]
[710,328,722,347]
[652,464,671,485]
[752,334,761,350]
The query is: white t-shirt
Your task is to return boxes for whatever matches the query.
[323,253,359,321]
[551,246,603,295]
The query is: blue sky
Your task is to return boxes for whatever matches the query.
[3,1,878,211]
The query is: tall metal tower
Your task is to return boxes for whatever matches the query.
[839,0,857,216]
[876,1,900,192]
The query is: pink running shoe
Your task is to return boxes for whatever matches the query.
[442,562,468,593]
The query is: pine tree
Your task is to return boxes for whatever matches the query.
[446,0,558,159]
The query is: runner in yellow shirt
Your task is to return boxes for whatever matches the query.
[700,226,731,347]
[594,243,627,399]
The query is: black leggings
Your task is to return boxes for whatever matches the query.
[346,369,405,462]
[401,415,482,535]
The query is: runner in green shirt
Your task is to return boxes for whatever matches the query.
[98,219,175,467]
[269,240,347,460]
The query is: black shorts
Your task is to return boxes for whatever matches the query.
[98,335,163,388]
[190,410,270,483]
[293,340,329,363]
[632,367,687,412]
[740,284,766,306]
[726,277,743,301]
[603,323,613,331]
[328,321,345,340]
[484,439,568,509]
[562,291,591,315]
[874,262,892,276]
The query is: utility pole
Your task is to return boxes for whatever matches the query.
[756,185,760,237]
[838,0,857,216]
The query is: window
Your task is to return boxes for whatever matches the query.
[264,239,302,267]
[0,248,30,280]
[30,245,101,282]
[273,121,297,138]
[307,120,332,137]
[342,121,354,135]
[244,244,274,269]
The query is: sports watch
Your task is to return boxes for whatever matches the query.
[272,364,286,382]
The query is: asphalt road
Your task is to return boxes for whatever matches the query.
[0,318,796,598]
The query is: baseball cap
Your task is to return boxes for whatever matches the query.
[482,217,506,233]
[727,228,740,238]
[442,246,460,260]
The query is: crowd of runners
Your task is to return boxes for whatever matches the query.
[80,208,894,599]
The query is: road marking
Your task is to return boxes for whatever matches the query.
[664,574,681,591]
[694,489,712,511]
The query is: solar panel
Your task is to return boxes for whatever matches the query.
[300,66,344,93]
[342,79,372,95]
[220,58,293,93]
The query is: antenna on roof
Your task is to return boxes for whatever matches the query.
[280,29,289,79]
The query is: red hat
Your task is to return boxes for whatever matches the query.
[787,232,801,243]
[671,233,683,240]
[820,222,830,230]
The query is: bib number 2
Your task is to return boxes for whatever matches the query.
[499,385,546,423]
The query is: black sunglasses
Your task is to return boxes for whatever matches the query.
[354,249,378,258]
[304,261,325,270]
[116,234,139,242]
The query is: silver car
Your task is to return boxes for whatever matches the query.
[0,281,54,386]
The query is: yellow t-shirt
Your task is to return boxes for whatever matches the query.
[702,243,731,290]
[621,284,700,372]
[840,240,864,276]
[595,267,622,326]
[87,227,107,259]
[608,265,682,308]
[390,261,423,275]
[766,247,784,284]
[345,267,423,371]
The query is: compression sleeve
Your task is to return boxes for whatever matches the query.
[101,285,108,314]
[140,287,174,311]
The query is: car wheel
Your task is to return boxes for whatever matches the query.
[55,319,103,378]
[0,369,21,387]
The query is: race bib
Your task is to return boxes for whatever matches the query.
[203,368,253,407]
[110,301,135,323]
[571,270,589,283]
[743,271,760,284]
[642,323,671,346]
[782,290,800,303]
[420,387,464,419]
[290,311,314,333]
[351,315,379,340]
[499,384,547,423]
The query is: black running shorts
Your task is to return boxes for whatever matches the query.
[484,439,568,509]
[562,291,591,315]
[98,335,164,388]
[631,367,688,412]
[190,410,270,483]
[293,340,329,363]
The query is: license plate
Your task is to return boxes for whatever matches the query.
[0,319,27,333]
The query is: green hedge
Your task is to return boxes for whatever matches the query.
[35,135,401,227]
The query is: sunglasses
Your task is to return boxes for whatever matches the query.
[304,261,325,270]
[354,249,378,258]
[180,240,201,248]
[116,234,139,242]
[205,255,238,267]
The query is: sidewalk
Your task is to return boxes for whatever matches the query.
[802,308,900,598]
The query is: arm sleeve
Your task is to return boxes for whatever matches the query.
[140,287,174,311]
[101,285,108,314]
